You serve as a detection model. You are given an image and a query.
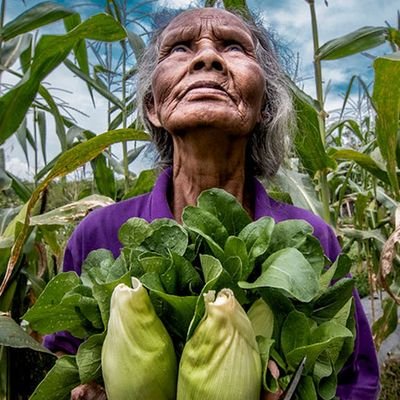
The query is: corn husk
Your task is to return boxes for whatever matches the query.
[102,277,177,400]
[177,289,262,400]
[247,298,274,340]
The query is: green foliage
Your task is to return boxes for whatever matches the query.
[20,189,355,399]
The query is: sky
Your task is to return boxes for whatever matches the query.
[1,0,399,180]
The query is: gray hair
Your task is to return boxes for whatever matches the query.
[136,7,295,178]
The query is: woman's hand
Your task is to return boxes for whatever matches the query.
[261,390,283,400]
[70,381,106,400]
[260,359,283,400]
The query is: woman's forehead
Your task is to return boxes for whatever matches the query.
[161,8,252,38]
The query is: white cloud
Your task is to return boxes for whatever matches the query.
[5,157,35,181]
[157,0,196,8]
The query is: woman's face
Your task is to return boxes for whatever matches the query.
[147,8,266,138]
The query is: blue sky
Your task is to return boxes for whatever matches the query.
[2,0,399,178]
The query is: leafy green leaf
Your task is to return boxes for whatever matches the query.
[248,298,274,340]
[142,220,188,256]
[81,249,119,287]
[0,315,54,354]
[118,217,153,248]
[295,376,317,400]
[281,311,311,358]
[182,206,226,259]
[29,355,80,400]
[23,272,92,337]
[286,321,352,371]
[197,188,252,235]
[268,220,313,254]
[76,332,105,384]
[238,216,275,270]
[223,236,248,280]
[239,248,320,302]
[312,278,354,322]
[92,272,132,326]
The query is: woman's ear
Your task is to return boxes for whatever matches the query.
[145,98,162,128]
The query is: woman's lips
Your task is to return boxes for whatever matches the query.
[182,81,233,101]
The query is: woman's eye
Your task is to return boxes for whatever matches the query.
[225,43,244,52]
[171,44,189,53]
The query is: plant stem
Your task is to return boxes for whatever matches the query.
[33,108,38,187]
[0,0,6,94]
[122,38,129,194]
[306,0,331,223]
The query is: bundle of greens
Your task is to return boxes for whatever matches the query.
[23,188,355,400]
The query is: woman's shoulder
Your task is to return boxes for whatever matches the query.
[64,192,154,272]
[76,192,152,234]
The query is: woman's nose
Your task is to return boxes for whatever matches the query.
[189,45,227,73]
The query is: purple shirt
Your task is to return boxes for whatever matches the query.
[44,168,379,399]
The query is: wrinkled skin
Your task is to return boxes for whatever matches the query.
[147,8,265,137]
[146,8,266,221]
[70,381,106,400]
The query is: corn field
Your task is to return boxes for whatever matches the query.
[0,0,399,398]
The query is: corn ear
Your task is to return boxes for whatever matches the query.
[102,277,177,400]
[177,288,262,400]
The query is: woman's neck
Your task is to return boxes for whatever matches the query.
[170,132,252,222]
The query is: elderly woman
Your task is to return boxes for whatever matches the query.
[45,7,380,400]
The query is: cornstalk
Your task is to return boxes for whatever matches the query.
[0,0,6,94]
[0,2,11,396]
[306,0,331,223]
[121,38,129,194]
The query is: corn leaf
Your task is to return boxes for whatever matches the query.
[122,168,157,200]
[90,154,116,199]
[0,13,126,145]
[290,82,336,176]
[0,128,149,295]
[274,169,324,217]
[372,296,399,350]
[373,52,400,198]
[329,148,391,185]
[316,26,388,61]
[64,58,123,108]
[29,195,114,227]
[64,13,95,106]
[0,1,76,41]
[0,34,31,69]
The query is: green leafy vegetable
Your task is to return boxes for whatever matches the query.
[23,188,355,399]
